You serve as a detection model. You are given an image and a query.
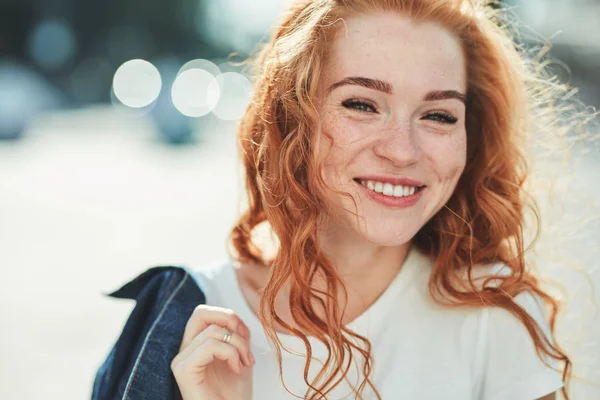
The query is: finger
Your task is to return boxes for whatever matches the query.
[173,338,243,379]
[176,323,253,368]
[181,305,250,350]
[198,339,243,375]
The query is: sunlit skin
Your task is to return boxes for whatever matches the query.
[313,12,467,306]
[238,11,468,328]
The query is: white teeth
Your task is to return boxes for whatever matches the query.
[393,185,404,197]
[382,183,394,196]
[359,180,420,198]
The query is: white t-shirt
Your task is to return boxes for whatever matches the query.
[189,248,564,400]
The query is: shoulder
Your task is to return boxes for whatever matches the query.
[412,257,564,399]
[185,259,239,304]
[467,264,564,400]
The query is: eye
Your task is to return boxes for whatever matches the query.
[423,111,458,124]
[341,99,377,113]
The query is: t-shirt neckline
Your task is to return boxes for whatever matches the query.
[224,246,425,359]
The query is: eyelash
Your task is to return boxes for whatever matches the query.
[341,99,459,124]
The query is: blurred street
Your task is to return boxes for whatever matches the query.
[0,108,244,398]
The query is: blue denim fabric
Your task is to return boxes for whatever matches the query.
[92,266,206,400]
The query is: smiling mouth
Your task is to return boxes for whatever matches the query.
[353,178,425,198]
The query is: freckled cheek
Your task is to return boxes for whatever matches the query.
[428,135,467,182]
[448,138,468,180]
[323,117,368,145]
[321,119,367,158]
[319,121,369,188]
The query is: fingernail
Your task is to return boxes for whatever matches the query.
[249,352,256,364]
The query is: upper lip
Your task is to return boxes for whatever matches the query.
[354,176,425,187]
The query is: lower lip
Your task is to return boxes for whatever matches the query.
[356,181,424,208]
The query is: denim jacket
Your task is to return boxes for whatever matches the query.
[92,266,206,400]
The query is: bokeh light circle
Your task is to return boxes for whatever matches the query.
[171,68,216,117]
[207,72,253,121]
[178,59,221,78]
[28,19,77,71]
[112,59,162,108]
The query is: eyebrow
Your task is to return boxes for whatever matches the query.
[328,76,393,95]
[327,76,467,104]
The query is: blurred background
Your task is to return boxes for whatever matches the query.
[0,0,598,398]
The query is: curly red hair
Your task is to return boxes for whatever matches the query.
[229,0,580,398]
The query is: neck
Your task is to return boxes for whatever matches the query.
[312,224,411,324]
[236,224,412,333]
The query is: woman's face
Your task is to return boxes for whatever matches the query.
[316,12,467,246]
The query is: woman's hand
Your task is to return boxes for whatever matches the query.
[170,305,256,400]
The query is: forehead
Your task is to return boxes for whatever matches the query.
[324,12,467,92]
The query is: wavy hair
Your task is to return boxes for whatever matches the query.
[228,0,590,398]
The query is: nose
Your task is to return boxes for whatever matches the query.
[372,119,421,167]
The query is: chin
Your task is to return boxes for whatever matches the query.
[358,224,419,247]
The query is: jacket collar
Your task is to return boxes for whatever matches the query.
[93,266,206,400]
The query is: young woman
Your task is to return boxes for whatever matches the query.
[95,1,584,399]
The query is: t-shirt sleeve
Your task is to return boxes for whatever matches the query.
[477,291,565,400]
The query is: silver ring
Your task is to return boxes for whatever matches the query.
[222,328,232,344]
